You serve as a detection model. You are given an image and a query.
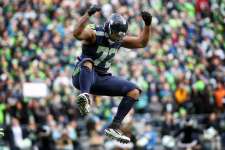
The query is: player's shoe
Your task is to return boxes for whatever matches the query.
[105,128,130,143]
[77,93,91,115]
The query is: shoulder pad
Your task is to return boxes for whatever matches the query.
[85,24,96,30]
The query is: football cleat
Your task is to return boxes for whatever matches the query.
[77,93,91,115]
[105,128,130,144]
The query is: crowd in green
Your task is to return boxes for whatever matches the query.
[0,0,224,149]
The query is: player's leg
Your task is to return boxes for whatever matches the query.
[90,75,141,143]
[79,59,94,93]
[109,88,139,127]
[105,89,139,143]
[72,59,96,115]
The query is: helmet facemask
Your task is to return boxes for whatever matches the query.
[106,14,128,42]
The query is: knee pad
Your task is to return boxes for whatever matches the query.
[81,60,94,70]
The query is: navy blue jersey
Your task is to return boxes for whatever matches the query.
[78,24,121,73]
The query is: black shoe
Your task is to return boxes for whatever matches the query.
[105,128,130,143]
[77,93,91,115]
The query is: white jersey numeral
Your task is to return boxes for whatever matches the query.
[94,46,116,68]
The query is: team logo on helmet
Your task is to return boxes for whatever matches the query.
[104,13,128,42]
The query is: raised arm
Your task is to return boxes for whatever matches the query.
[73,5,101,44]
[121,11,152,49]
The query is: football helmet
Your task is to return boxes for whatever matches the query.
[104,13,128,42]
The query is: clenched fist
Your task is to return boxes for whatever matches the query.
[141,11,152,26]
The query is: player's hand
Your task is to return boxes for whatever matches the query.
[141,11,152,26]
[87,5,101,16]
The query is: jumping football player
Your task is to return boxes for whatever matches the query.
[72,5,152,143]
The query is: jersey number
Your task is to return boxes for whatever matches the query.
[94,46,116,68]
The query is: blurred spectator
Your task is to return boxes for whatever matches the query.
[5,117,31,150]
[174,119,203,150]
[0,0,224,149]
[174,82,189,107]
[202,112,222,150]
[161,112,177,136]
[136,124,158,150]
[213,81,225,111]
[191,80,212,114]
[56,129,74,150]
[8,101,29,125]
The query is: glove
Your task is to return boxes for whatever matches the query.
[87,5,101,16]
[141,11,152,26]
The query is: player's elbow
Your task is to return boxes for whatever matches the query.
[73,27,85,40]
[140,40,148,48]
[73,31,81,40]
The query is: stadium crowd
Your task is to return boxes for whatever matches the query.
[0,0,224,149]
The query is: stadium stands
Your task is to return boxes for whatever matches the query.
[0,0,224,149]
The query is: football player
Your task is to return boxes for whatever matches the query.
[72,5,152,143]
